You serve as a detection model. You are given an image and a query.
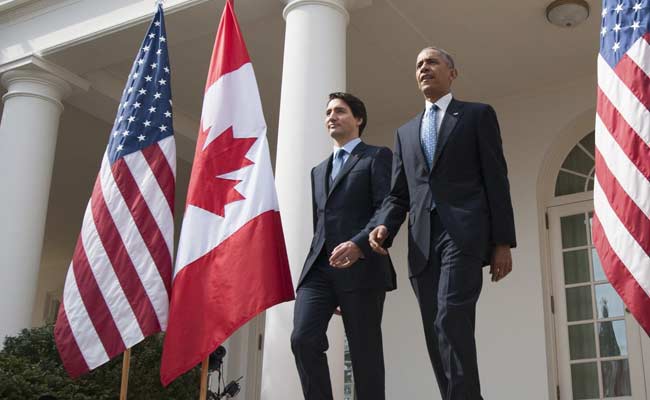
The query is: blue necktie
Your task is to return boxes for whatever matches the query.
[421,105,438,209]
[421,104,438,169]
[331,149,347,181]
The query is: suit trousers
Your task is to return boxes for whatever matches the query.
[291,254,386,400]
[410,211,484,400]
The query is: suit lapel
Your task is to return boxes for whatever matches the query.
[313,159,329,206]
[404,112,429,173]
[431,99,462,171]
[328,142,366,198]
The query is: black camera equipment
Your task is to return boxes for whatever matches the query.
[208,345,227,371]
[205,346,244,399]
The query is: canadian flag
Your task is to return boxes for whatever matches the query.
[160,0,294,385]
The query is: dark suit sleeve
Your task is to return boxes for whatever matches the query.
[310,167,317,234]
[373,131,410,248]
[477,105,517,248]
[350,147,393,257]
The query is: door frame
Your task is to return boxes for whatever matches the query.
[547,199,647,399]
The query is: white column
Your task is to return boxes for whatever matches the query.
[262,1,349,399]
[0,69,71,342]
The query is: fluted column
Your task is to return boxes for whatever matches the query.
[262,1,350,399]
[0,68,71,342]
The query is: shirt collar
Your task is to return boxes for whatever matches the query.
[425,92,453,114]
[333,137,362,155]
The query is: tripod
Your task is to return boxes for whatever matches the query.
[206,346,243,399]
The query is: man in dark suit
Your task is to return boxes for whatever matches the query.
[291,92,395,400]
[369,47,517,400]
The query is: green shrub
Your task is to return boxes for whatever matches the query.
[0,325,199,399]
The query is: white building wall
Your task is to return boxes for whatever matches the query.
[31,105,108,327]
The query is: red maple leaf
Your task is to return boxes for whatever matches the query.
[186,125,257,217]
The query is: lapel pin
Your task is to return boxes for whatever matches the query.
[453,112,459,116]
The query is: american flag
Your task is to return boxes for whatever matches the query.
[54,4,175,377]
[594,0,650,336]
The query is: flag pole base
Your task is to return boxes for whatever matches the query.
[120,348,132,400]
[199,356,209,400]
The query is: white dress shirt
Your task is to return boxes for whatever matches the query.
[422,92,453,134]
[332,137,362,165]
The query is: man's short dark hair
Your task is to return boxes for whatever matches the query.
[421,46,456,70]
[328,92,368,135]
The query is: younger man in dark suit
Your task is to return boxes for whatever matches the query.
[291,92,395,400]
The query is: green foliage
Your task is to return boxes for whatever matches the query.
[0,325,200,399]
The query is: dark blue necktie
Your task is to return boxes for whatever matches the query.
[421,104,438,169]
[331,149,347,181]
[421,105,438,209]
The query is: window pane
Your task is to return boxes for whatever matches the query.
[564,249,591,284]
[571,362,599,399]
[602,359,631,397]
[587,177,594,191]
[566,286,593,321]
[561,214,588,248]
[592,248,606,281]
[569,323,596,360]
[562,145,594,176]
[595,284,625,319]
[599,320,628,357]
[556,171,587,196]
[344,337,355,400]
[579,131,595,157]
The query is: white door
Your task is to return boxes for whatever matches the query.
[548,200,647,399]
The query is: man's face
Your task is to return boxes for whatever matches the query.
[325,98,361,140]
[415,48,457,100]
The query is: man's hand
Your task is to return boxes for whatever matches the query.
[369,225,389,255]
[490,244,512,282]
[329,241,363,268]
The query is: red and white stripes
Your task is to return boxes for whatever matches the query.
[55,136,175,377]
[594,33,650,335]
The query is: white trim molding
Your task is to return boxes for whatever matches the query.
[282,0,372,22]
[0,55,90,94]
[283,0,349,22]
[0,0,211,66]
[282,0,372,19]
[0,0,38,13]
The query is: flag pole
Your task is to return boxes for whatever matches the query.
[119,348,132,400]
[199,356,209,400]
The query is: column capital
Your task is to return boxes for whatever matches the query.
[282,0,372,22]
[0,55,89,110]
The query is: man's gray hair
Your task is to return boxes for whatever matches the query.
[420,46,456,69]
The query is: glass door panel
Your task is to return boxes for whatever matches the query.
[548,201,646,399]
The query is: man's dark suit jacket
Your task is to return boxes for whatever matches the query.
[297,141,397,292]
[377,98,516,277]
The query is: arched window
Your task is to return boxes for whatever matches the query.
[555,131,595,196]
